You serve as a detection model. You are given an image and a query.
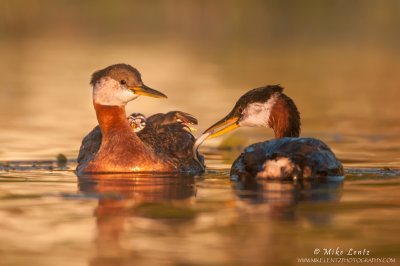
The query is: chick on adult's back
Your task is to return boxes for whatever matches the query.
[78,111,203,173]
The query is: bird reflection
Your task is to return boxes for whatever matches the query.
[78,173,195,202]
[232,176,344,220]
[77,173,195,266]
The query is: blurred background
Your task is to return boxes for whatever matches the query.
[0,0,399,166]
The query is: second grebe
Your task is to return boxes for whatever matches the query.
[195,85,343,179]
[77,64,204,174]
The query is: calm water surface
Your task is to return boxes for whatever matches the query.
[0,157,399,265]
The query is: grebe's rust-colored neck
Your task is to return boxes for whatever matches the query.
[78,101,175,173]
[268,94,301,138]
[94,101,131,137]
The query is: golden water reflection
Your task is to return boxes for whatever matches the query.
[78,174,196,265]
[0,166,399,265]
[76,173,345,265]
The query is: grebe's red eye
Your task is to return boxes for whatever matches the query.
[120,80,126,85]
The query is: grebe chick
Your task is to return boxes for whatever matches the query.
[137,111,203,172]
[146,111,198,132]
[78,111,204,173]
[195,85,343,179]
[77,63,204,173]
[127,113,147,132]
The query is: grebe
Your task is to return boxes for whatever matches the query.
[77,111,203,173]
[195,85,343,179]
[77,64,204,174]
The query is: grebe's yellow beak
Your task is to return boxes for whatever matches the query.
[129,85,168,99]
[203,113,240,139]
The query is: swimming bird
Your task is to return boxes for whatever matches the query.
[77,111,203,173]
[77,64,204,174]
[194,85,343,179]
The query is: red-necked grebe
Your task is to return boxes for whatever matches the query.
[194,85,343,179]
[77,64,204,174]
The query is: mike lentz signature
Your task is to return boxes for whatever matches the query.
[297,248,397,264]
[314,247,371,256]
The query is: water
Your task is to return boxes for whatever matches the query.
[1,1,400,264]
[0,162,399,266]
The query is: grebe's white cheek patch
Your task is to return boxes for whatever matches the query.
[119,89,138,104]
[93,77,138,106]
[238,93,279,127]
[256,157,295,178]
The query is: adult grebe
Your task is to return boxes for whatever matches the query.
[77,64,204,174]
[77,111,203,173]
[194,85,343,179]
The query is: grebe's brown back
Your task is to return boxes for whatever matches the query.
[195,85,343,179]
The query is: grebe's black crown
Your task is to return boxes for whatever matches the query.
[90,64,142,86]
[230,85,284,116]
